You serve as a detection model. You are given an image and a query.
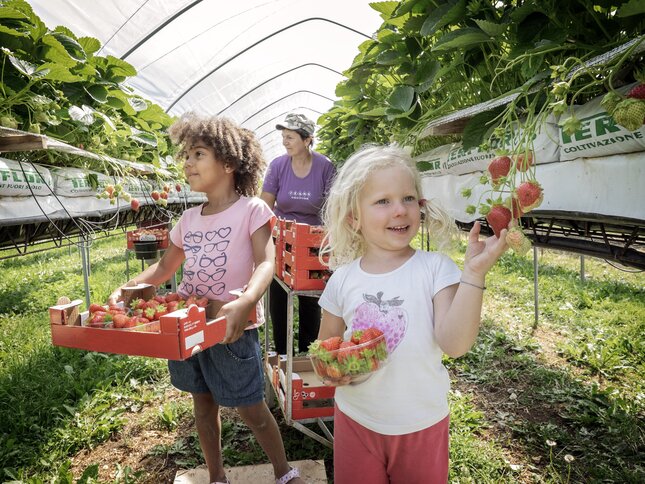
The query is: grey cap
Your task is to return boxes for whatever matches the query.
[276,113,315,137]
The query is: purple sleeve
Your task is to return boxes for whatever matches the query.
[262,156,284,195]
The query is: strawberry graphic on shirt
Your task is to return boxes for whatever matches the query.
[352,292,408,353]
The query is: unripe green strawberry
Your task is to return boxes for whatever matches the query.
[612,98,645,132]
[600,91,623,115]
[0,116,18,129]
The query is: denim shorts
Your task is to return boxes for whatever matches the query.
[168,329,264,407]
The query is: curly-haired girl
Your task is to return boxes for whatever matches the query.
[110,113,303,484]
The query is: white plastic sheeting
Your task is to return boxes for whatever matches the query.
[29,0,383,162]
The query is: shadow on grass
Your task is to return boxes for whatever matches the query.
[450,326,645,482]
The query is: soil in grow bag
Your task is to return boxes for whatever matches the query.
[133,240,159,260]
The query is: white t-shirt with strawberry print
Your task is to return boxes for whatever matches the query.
[319,249,461,435]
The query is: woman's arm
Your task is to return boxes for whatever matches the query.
[219,221,275,344]
[260,191,276,210]
[108,242,185,304]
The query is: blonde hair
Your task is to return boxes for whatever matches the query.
[320,144,455,269]
[168,112,266,196]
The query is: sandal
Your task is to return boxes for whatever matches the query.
[276,466,300,484]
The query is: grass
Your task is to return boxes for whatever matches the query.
[0,233,643,482]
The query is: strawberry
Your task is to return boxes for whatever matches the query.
[160,191,168,200]
[165,292,180,302]
[131,316,150,326]
[505,226,532,255]
[89,303,106,314]
[320,336,343,353]
[151,191,160,201]
[336,341,359,363]
[175,183,182,192]
[153,295,167,304]
[627,83,645,100]
[350,329,363,345]
[601,91,623,115]
[154,305,169,320]
[487,156,511,188]
[130,298,146,310]
[612,98,645,131]
[486,205,511,237]
[195,297,209,308]
[358,327,384,350]
[515,181,543,212]
[325,363,344,380]
[105,185,114,197]
[144,307,157,320]
[506,196,523,219]
[514,151,534,172]
[130,198,140,211]
[163,185,170,193]
[112,314,132,329]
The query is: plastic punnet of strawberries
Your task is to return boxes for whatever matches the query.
[308,327,388,385]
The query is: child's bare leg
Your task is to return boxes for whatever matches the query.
[192,392,227,483]
[236,401,305,483]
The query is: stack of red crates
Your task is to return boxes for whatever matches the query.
[280,221,330,290]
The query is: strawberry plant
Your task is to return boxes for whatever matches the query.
[0,0,180,182]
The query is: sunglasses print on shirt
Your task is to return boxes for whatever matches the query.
[181,281,225,297]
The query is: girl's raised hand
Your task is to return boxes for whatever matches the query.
[463,221,509,278]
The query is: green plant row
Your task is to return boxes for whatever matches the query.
[316,0,645,162]
[0,0,179,179]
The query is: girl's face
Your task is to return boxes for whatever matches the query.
[183,142,231,193]
[356,165,421,258]
[281,129,309,157]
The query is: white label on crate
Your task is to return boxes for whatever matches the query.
[185,330,204,350]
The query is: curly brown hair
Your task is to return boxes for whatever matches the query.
[168,112,266,196]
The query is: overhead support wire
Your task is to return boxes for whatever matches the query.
[239,90,334,127]
[216,63,342,115]
[120,0,204,60]
[166,18,371,112]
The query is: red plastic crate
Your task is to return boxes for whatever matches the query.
[283,243,329,271]
[275,357,335,420]
[48,285,256,360]
[283,222,324,247]
[273,220,285,278]
[282,264,330,290]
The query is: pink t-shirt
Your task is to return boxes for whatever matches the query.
[169,196,274,328]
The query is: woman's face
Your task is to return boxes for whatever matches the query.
[281,129,309,157]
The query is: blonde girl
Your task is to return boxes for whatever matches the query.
[317,144,508,483]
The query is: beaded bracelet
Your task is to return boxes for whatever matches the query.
[460,279,486,290]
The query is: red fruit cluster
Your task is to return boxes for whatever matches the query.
[308,327,388,382]
[487,156,511,187]
[486,205,511,238]
[86,293,208,331]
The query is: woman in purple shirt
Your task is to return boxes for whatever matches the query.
[261,113,336,354]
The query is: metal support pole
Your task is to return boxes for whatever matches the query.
[532,246,539,329]
[80,237,91,309]
[286,290,294,424]
[580,255,586,282]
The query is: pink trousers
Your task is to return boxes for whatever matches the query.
[333,406,449,484]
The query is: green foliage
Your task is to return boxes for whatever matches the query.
[317,0,645,162]
[0,0,177,176]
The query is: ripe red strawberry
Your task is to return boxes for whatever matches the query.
[336,341,360,363]
[627,84,645,100]
[320,336,343,352]
[358,327,384,350]
[151,191,160,201]
[515,181,543,212]
[486,205,511,237]
[487,156,511,187]
[175,183,182,192]
[89,303,106,314]
[160,191,168,200]
[130,198,140,211]
[514,151,534,172]
[112,314,132,329]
